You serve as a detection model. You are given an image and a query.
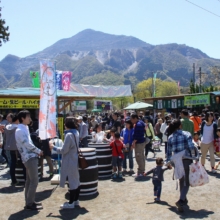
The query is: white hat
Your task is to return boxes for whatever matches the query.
[77,116,83,120]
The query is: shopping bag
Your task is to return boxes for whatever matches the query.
[189,162,209,187]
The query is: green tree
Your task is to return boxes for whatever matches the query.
[0,1,10,46]
[157,81,178,96]
[134,78,178,100]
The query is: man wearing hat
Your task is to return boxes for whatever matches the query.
[77,116,88,148]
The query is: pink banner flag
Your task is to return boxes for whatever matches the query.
[62,71,71,91]
[39,60,57,140]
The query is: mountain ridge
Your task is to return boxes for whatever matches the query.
[0,29,220,88]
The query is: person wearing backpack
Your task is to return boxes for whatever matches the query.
[144,117,156,159]
[110,132,125,179]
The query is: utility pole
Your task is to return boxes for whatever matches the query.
[193,63,195,83]
[152,71,153,97]
[199,67,202,93]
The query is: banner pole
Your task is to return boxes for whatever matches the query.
[54,61,61,176]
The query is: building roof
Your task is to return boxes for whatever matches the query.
[0,88,95,100]
[142,91,220,101]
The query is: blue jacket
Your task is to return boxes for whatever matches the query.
[133,120,146,144]
[120,128,134,146]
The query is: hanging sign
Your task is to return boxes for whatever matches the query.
[184,94,210,106]
[62,71,71,91]
[30,71,40,88]
[0,98,39,109]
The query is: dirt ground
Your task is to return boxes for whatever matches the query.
[0,145,220,220]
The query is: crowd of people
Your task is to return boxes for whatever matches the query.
[0,107,220,211]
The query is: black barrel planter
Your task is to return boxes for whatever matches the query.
[79,148,98,196]
[88,143,112,179]
[15,158,41,182]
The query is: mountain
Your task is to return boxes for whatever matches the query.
[0,29,220,88]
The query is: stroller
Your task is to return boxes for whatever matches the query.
[152,136,161,151]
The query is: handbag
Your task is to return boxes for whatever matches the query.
[72,133,88,169]
[189,161,209,187]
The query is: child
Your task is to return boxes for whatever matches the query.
[193,132,201,150]
[104,128,116,143]
[110,132,125,179]
[214,128,220,169]
[144,157,172,202]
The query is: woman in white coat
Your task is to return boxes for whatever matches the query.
[50,117,80,209]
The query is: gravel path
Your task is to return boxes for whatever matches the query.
[0,146,220,220]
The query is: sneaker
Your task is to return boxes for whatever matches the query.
[182,198,188,205]
[154,198,160,202]
[129,169,135,174]
[25,203,43,210]
[212,169,217,173]
[118,173,123,178]
[60,202,75,209]
[74,200,79,206]
[175,200,184,212]
[112,173,117,179]
[123,169,127,173]
[11,181,19,186]
[132,173,143,178]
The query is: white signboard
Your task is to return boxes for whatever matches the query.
[72,101,87,111]
[157,100,163,109]
[171,99,177,109]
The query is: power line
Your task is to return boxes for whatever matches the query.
[185,0,220,18]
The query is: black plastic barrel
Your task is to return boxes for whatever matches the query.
[79,148,98,196]
[88,143,112,179]
[15,158,41,182]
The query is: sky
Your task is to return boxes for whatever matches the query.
[0,0,220,61]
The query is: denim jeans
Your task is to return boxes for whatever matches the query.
[179,159,192,201]
[164,142,168,154]
[153,179,162,198]
[9,151,17,183]
[5,150,11,166]
[145,137,154,157]
[123,150,134,169]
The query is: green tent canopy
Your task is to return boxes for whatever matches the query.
[124,101,153,110]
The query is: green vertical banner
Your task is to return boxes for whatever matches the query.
[30,71,40,88]
[153,72,157,97]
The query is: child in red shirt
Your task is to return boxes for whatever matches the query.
[110,132,125,179]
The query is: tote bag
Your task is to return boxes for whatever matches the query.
[189,162,209,187]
